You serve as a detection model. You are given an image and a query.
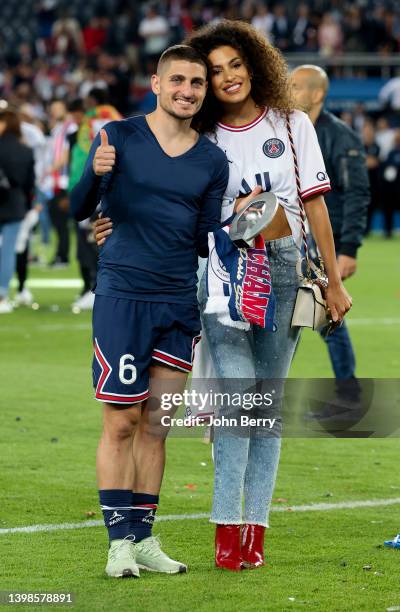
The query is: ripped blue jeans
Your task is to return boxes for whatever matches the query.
[199,236,301,526]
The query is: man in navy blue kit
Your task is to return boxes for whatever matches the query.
[70,45,229,578]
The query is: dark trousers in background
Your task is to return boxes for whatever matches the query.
[76,225,98,294]
[16,247,28,292]
[49,191,70,263]
[307,233,359,393]
[321,320,355,379]
[320,321,361,400]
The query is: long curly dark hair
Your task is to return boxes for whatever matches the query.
[184,20,294,134]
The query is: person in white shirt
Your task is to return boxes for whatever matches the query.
[43,100,76,266]
[251,3,274,41]
[379,77,400,112]
[138,6,170,65]
[187,20,351,572]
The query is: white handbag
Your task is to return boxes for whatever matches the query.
[285,114,331,333]
[291,278,330,331]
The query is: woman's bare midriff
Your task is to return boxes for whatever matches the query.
[261,204,292,241]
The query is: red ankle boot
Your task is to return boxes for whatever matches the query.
[215,524,242,571]
[241,524,265,569]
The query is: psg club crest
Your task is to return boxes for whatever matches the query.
[263,138,285,158]
[209,246,230,283]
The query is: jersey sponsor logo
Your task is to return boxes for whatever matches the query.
[263,138,285,158]
[317,171,327,181]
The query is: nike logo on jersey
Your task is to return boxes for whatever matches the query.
[224,150,233,163]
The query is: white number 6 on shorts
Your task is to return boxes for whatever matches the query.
[119,354,137,384]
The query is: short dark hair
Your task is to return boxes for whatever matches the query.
[157,44,207,75]
[67,98,85,113]
[0,109,21,137]
[87,88,109,106]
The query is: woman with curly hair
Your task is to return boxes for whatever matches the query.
[94,20,351,571]
[184,20,351,571]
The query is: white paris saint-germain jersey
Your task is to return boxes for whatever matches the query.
[209,108,331,248]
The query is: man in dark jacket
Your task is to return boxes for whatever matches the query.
[290,65,370,405]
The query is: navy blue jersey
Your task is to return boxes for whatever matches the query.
[70,116,228,304]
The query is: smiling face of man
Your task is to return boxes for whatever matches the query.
[152,59,208,121]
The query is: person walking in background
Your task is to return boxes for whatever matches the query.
[0,109,35,313]
[290,65,369,411]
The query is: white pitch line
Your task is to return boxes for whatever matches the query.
[1,498,400,536]
[10,279,83,289]
[347,318,400,326]
[6,278,400,326]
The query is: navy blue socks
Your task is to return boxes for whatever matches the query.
[99,490,159,543]
[130,493,159,542]
[99,489,133,541]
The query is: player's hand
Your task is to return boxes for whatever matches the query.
[234,186,263,214]
[337,255,357,280]
[93,129,116,176]
[326,282,352,323]
[94,213,113,246]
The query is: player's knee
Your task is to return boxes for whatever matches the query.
[103,404,140,440]
[139,420,168,442]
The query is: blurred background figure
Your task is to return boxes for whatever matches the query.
[67,89,121,311]
[0,109,34,313]
[51,8,84,62]
[381,129,400,237]
[251,3,274,41]
[362,120,381,235]
[291,3,312,52]
[271,4,290,51]
[43,99,76,267]
[138,4,170,74]
[318,13,343,57]
[14,103,47,306]
[290,65,369,412]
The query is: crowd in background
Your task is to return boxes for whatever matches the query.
[0,0,400,313]
[1,0,400,116]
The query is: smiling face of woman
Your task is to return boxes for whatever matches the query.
[208,45,253,107]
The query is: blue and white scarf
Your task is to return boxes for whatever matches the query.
[204,226,276,331]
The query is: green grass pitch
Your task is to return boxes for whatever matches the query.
[0,237,399,611]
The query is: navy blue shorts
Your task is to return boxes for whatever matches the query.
[92,296,201,405]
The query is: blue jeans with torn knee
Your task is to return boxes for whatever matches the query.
[199,236,301,526]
